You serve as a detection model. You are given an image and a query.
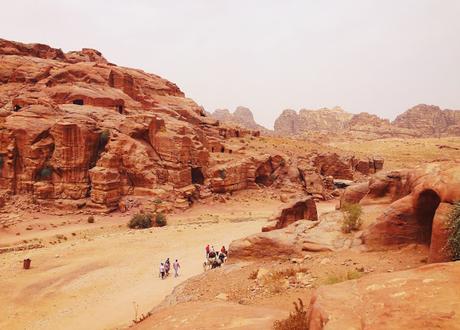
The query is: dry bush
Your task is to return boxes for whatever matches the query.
[323,270,362,285]
[271,266,308,280]
[128,213,152,229]
[248,269,258,280]
[154,212,167,227]
[273,298,309,330]
[340,203,363,233]
[87,215,95,223]
[447,202,460,260]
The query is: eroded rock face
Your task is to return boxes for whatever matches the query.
[0,39,259,211]
[393,104,460,137]
[263,197,318,231]
[346,162,460,262]
[274,107,352,135]
[308,262,460,330]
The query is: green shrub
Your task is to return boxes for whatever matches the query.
[128,213,153,229]
[155,212,167,227]
[273,298,309,330]
[340,203,363,233]
[87,215,95,223]
[38,167,52,180]
[218,169,226,179]
[447,202,460,260]
[99,129,110,150]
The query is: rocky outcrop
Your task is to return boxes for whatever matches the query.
[310,153,384,180]
[208,154,285,193]
[209,106,269,134]
[343,162,460,262]
[263,197,318,231]
[308,262,460,330]
[274,107,352,136]
[393,104,460,137]
[0,39,260,212]
[230,210,363,259]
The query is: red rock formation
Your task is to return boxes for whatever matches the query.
[274,107,352,136]
[346,162,460,262]
[0,39,259,212]
[393,104,460,137]
[308,262,460,330]
[262,197,318,232]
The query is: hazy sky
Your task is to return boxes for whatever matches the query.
[1,1,459,128]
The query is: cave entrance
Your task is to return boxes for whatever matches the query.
[255,163,274,187]
[255,174,271,186]
[13,104,22,112]
[117,105,124,114]
[415,189,441,244]
[73,99,84,105]
[191,167,205,185]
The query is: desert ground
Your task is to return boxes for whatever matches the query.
[0,191,286,330]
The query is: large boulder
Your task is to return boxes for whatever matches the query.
[361,162,460,262]
[263,197,318,232]
[308,262,460,330]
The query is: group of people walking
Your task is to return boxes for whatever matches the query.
[158,244,229,279]
[159,258,180,279]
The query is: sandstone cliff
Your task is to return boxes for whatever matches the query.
[392,104,460,136]
[274,107,352,135]
[0,39,261,212]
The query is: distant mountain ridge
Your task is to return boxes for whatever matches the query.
[273,104,460,138]
[209,106,270,133]
[209,104,460,138]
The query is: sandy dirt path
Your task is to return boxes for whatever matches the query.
[0,219,266,330]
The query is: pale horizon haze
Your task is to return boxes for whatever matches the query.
[1,0,459,128]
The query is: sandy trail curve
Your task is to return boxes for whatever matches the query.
[0,219,265,330]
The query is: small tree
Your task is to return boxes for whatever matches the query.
[447,202,460,260]
[340,203,363,233]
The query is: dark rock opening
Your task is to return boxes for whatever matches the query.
[220,147,225,153]
[73,99,84,105]
[13,104,22,112]
[191,167,205,185]
[415,189,441,244]
[255,174,271,186]
[117,105,124,114]
[255,162,274,187]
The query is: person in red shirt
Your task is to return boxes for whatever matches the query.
[205,244,210,258]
